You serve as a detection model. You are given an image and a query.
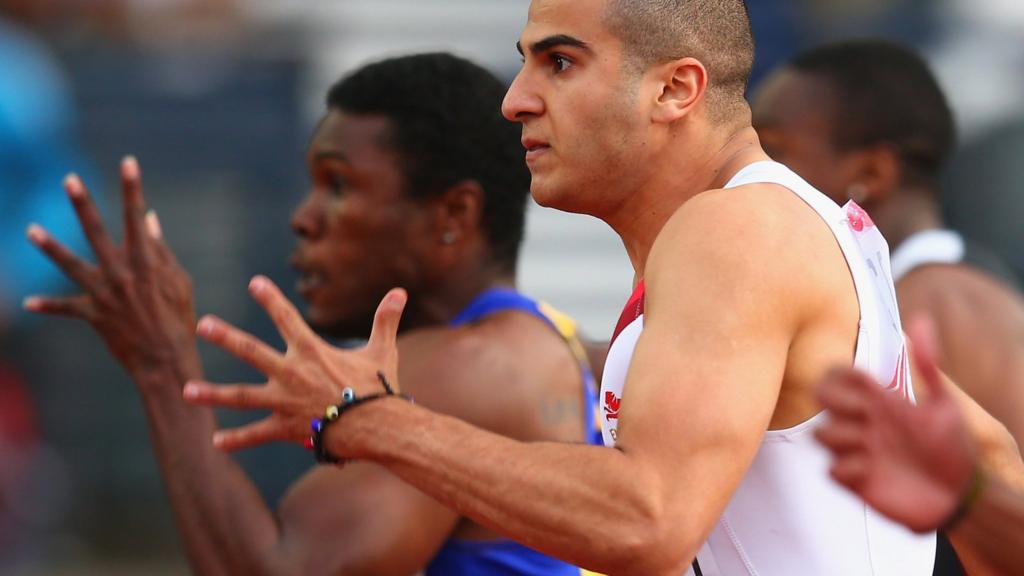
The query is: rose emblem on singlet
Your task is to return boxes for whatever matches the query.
[845,201,876,233]
[603,391,621,421]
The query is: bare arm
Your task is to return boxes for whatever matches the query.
[185,192,803,575]
[816,319,1024,575]
[947,475,1024,575]
[138,370,458,576]
[25,161,458,576]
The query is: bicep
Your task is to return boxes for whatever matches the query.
[276,463,459,576]
[614,198,797,540]
[616,308,789,532]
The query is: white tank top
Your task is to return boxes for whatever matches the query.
[600,161,936,575]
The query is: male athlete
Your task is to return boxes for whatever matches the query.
[181,2,1019,575]
[26,53,598,575]
[752,40,1024,447]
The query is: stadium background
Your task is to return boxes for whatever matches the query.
[1,0,1022,573]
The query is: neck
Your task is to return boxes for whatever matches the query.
[607,124,769,278]
[400,260,515,331]
[867,190,943,250]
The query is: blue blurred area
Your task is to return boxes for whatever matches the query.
[0,17,101,320]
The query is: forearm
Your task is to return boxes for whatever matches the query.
[948,476,1024,575]
[136,361,289,576]
[943,379,1024,574]
[333,398,693,576]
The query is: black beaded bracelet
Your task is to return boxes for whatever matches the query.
[306,371,404,465]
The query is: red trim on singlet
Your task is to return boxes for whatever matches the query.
[610,279,645,346]
[884,348,911,400]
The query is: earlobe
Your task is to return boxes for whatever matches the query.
[433,180,484,247]
[652,57,708,124]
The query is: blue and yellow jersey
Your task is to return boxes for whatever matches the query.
[425,288,602,576]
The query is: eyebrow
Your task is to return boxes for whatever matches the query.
[312,151,349,163]
[516,34,592,57]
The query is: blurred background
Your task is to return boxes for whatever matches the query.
[0,1,1021,573]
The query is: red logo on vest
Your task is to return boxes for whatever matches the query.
[604,391,621,421]
[845,201,876,233]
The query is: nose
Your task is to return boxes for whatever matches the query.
[502,69,544,122]
[290,192,323,240]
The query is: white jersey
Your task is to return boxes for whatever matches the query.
[600,161,936,575]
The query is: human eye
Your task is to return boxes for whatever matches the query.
[326,174,347,195]
[313,167,347,196]
[551,53,573,74]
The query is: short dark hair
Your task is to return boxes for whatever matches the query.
[790,40,956,189]
[603,0,754,116]
[326,52,530,272]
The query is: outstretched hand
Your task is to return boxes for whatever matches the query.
[814,318,977,533]
[183,276,407,452]
[24,158,199,380]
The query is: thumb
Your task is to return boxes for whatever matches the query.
[367,288,407,354]
[907,315,945,401]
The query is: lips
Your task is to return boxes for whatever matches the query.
[522,138,551,162]
[296,271,327,298]
[291,254,327,300]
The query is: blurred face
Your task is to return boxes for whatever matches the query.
[751,68,857,205]
[290,111,431,338]
[502,0,649,217]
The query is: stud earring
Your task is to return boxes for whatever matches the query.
[441,231,457,245]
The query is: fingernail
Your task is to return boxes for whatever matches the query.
[122,155,139,179]
[64,173,83,197]
[22,296,41,311]
[196,317,215,336]
[145,210,163,239]
[249,276,266,294]
[391,289,408,310]
[26,224,47,244]
[183,382,198,399]
[212,433,226,448]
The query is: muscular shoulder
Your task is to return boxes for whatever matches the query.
[646,183,844,320]
[396,312,586,442]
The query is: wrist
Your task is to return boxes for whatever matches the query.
[940,463,987,532]
[310,371,409,465]
[132,350,203,392]
[322,394,407,463]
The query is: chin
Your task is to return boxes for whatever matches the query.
[530,177,591,216]
[530,175,564,208]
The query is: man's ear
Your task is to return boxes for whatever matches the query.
[845,143,902,205]
[429,179,484,247]
[651,57,708,124]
